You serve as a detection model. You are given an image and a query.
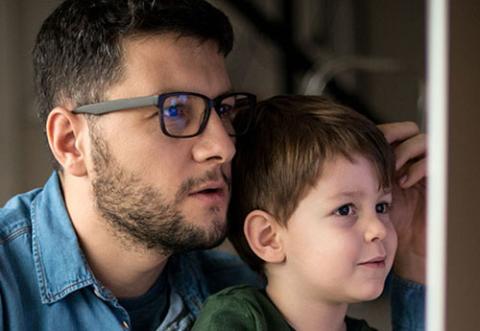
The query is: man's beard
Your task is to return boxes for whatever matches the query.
[89,125,228,255]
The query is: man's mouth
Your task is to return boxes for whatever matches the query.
[188,182,228,203]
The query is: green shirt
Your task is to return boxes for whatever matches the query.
[192,285,377,331]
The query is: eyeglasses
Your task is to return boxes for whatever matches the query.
[72,92,256,138]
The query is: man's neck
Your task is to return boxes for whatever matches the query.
[76,226,169,299]
[61,174,169,299]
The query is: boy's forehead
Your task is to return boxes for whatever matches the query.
[313,154,388,195]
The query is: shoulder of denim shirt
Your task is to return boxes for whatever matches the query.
[0,187,42,246]
[189,249,265,294]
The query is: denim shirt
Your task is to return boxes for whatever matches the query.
[0,172,424,331]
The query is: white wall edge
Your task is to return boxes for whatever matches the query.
[426,0,449,330]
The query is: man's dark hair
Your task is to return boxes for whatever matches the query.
[228,95,395,274]
[33,0,234,168]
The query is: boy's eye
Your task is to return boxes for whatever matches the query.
[376,202,391,214]
[335,204,355,216]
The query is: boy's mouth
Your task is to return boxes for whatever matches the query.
[358,256,386,268]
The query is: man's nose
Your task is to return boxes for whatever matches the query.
[191,110,236,164]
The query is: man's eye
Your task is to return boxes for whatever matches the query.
[376,202,391,214]
[164,105,181,117]
[335,204,355,216]
[218,103,233,115]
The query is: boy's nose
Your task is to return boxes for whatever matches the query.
[364,215,388,242]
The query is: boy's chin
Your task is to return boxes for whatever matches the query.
[345,284,386,303]
[359,286,385,302]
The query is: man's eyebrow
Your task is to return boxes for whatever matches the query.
[152,88,235,97]
[217,88,235,96]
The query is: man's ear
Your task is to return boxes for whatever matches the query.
[46,107,88,176]
[243,210,285,264]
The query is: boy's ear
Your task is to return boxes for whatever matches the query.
[243,210,285,264]
[46,106,88,177]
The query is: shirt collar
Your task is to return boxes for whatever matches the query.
[31,172,95,304]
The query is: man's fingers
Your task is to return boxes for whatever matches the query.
[394,133,426,170]
[398,158,427,188]
[378,121,420,144]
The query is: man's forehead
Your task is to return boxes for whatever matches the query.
[107,34,231,99]
[121,33,224,62]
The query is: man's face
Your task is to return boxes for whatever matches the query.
[278,155,397,304]
[86,35,235,254]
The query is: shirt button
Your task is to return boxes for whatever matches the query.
[122,321,129,329]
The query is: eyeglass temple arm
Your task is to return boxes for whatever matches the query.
[72,95,160,115]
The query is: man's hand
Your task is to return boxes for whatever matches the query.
[378,122,426,284]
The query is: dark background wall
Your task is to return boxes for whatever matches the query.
[446,1,480,329]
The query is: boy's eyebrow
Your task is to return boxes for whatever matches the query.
[327,191,365,200]
[327,189,393,200]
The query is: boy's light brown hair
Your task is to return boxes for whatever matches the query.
[228,95,395,274]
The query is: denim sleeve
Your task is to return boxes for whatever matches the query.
[390,273,425,331]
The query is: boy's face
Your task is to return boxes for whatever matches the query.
[279,154,397,303]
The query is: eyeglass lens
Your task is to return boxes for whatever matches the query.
[162,94,252,137]
[162,95,206,136]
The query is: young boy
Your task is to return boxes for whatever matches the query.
[192,95,397,331]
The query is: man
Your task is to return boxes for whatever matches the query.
[0,0,426,330]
